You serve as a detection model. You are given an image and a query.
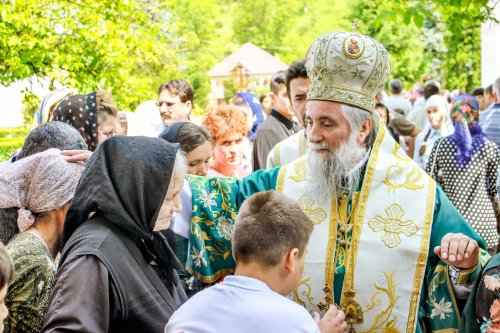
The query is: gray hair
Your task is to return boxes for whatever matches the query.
[17,121,87,160]
[341,104,377,147]
[493,77,500,98]
[173,149,188,177]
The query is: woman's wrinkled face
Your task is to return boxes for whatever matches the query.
[154,170,184,231]
[187,140,213,176]
[97,115,117,145]
[427,107,445,129]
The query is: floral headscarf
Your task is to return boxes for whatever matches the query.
[449,94,487,167]
[52,92,98,151]
[0,149,84,232]
[451,94,480,129]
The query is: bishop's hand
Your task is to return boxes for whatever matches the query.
[434,232,479,269]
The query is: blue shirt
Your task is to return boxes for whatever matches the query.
[479,103,500,148]
[165,275,320,333]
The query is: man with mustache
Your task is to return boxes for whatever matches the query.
[178,32,487,332]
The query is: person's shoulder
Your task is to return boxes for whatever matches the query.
[7,233,52,263]
[167,286,222,323]
[261,295,318,329]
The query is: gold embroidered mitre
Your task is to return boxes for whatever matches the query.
[305,32,391,113]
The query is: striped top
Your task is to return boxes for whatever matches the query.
[479,103,500,148]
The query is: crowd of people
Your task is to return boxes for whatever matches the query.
[0,30,499,332]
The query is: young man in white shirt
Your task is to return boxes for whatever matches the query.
[165,190,346,333]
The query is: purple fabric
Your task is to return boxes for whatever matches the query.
[236,92,264,141]
[448,94,487,167]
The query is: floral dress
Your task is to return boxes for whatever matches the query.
[478,268,500,332]
[461,254,500,332]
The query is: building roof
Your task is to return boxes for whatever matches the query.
[208,42,288,78]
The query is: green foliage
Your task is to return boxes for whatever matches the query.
[232,0,351,64]
[378,0,495,91]
[1,0,495,126]
[0,0,180,114]
[232,0,299,54]
[350,0,428,87]
[0,128,29,162]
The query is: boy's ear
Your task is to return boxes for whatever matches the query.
[284,248,300,273]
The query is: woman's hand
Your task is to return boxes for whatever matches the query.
[61,150,92,163]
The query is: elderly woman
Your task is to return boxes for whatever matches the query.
[52,90,119,151]
[413,94,454,168]
[0,149,84,333]
[42,136,187,332]
[203,105,250,178]
[160,122,213,296]
[426,95,500,254]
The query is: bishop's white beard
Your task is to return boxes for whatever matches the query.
[306,133,368,199]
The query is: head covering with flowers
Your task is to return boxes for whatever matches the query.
[448,94,487,167]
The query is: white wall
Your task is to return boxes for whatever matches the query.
[481,2,500,87]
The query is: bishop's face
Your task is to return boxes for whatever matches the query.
[305,100,352,155]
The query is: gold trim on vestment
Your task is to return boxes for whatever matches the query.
[276,165,287,192]
[407,177,436,332]
[185,264,235,284]
[319,197,339,311]
[342,123,386,297]
[445,265,461,325]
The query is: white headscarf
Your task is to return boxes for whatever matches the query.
[424,95,454,135]
[0,149,84,232]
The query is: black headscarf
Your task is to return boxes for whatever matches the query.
[53,92,98,151]
[62,136,182,287]
[159,122,187,143]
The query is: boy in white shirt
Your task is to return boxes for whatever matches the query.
[166,190,346,333]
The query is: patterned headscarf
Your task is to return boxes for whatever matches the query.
[0,149,84,232]
[52,92,98,151]
[236,92,264,141]
[449,94,487,167]
[36,88,77,125]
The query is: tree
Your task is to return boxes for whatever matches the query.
[232,0,301,55]
[0,0,182,116]
[348,0,430,87]
[379,0,497,91]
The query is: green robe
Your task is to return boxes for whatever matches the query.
[186,168,488,332]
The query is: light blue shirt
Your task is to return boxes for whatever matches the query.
[413,127,448,169]
[479,103,500,149]
[165,275,320,333]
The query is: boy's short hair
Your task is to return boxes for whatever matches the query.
[270,70,287,95]
[0,242,13,290]
[233,191,313,267]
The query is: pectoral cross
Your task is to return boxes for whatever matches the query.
[352,19,359,32]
